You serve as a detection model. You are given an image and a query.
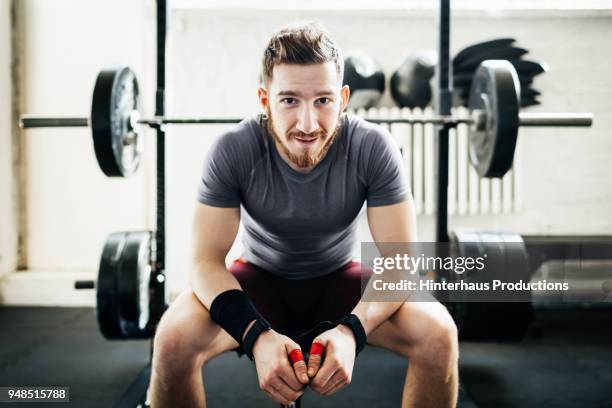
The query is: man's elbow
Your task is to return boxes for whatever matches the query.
[189,257,226,283]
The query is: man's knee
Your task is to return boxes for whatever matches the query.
[152,294,223,378]
[153,317,207,377]
[416,307,458,364]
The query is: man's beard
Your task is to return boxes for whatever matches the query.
[266,108,342,169]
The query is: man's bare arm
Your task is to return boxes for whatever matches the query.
[190,204,309,395]
[351,199,418,335]
[188,203,241,310]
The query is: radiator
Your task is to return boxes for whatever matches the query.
[352,107,521,215]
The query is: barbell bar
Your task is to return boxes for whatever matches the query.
[19,60,593,178]
[19,112,593,128]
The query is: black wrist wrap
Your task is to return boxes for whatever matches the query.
[337,314,367,356]
[242,318,271,361]
[209,289,261,348]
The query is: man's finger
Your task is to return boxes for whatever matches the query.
[264,386,291,406]
[307,342,326,378]
[288,347,309,384]
[323,378,347,396]
[321,370,346,395]
[311,342,337,388]
[282,354,307,391]
[312,364,338,391]
[271,378,303,404]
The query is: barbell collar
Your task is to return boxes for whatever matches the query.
[20,116,89,128]
[518,112,593,127]
[74,280,95,289]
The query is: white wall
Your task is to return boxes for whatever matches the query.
[21,0,157,272]
[1,5,611,305]
[1,0,156,305]
[0,0,18,279]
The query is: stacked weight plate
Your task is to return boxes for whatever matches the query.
[447,230,534,342]
[97,231,154,339]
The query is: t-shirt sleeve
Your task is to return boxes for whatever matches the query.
[196,134,242,208]
[365,128,410,207]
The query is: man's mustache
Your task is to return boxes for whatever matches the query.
[287,129,328,140]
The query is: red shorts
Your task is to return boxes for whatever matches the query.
[229,258,371,337]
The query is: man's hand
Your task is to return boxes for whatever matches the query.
[252,330,309,405]
[308,325,357,396]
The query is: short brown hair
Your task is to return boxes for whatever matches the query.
[261,22,343,86]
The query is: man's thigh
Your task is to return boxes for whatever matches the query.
[366,294,455,357]
[156,289,239,362]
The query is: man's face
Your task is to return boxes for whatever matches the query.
[258,62,350,170]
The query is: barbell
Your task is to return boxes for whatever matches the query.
[20,60,592,178]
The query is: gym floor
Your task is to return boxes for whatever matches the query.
[1,306,610,408]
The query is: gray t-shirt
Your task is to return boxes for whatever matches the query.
[197,113,408,280]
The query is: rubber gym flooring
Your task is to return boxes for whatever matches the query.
[0,306,610,407]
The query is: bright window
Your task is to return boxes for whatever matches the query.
[171,0,612,10]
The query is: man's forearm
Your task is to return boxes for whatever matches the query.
[350,300,404,336]
[189,260,242,310]
[349,262,415,335]
[189,261,260,345]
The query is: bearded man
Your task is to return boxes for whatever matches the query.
[150,22,459,408]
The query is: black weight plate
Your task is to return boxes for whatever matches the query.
[453,38,516,67]
[521,87,541,97]
[453,72,474,87]
[480,231,524,281]
[456,47,529,72]
[448,231,533,342]
[118,231,153,338]
[468,60,521,178]
[445,231,488,335]
[454,80,536,109]
[455,72,534,89]
[521,97,541,108]
[91,67,143,177]
[97,232,129,339]
[520,78,535,88]
[456,92,533,110]
[509,59,548,76]
[499,231,532,283]
[480,233,533,341]
[449,230,487,277]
